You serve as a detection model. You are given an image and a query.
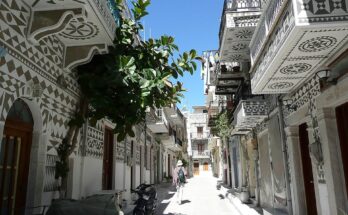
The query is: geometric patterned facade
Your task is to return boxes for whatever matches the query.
[0,0,116,194]
[232,99,269,133]
[250,0,348,94]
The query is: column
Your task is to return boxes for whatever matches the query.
[284,126,306,215]
[317,107,348,215]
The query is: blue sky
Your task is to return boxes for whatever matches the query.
[143,0,223,111]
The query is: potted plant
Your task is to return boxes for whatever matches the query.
[240,186,250,203]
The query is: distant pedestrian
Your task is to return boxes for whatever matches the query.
[172,160,187,204]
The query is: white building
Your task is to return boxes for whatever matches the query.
[187,106,211,176]
[0,0,188,213]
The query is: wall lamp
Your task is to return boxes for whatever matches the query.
[316,69,337,89]
[282,98,297,111]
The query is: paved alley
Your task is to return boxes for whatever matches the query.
[153,171,260,215]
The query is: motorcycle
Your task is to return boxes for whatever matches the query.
[131,184,157,215]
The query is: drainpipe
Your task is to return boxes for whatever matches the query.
[278,96,293,215]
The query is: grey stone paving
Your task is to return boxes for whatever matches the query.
[151,171,260,215]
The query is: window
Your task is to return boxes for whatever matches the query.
[197,127,203,138]
[198,144,204,154]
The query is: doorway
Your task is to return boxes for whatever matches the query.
[102,128,114,190]
[203,162,209,171]
[335,102,348,198]
[193,162,199,175]
[299,123,318,215]
[1,99,33,214]
[167,154,170,177]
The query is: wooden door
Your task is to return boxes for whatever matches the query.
[203,162,209,171]
[102,128,114,190]
[336,102,348,198]
[193,162,199,175]
[299,123,318,215]
[1,99,33,215]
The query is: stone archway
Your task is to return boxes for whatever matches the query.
[0,97,45,214]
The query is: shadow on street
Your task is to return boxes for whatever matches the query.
[155,183,176,215]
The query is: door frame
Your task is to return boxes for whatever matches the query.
[0,98,45,213]
[298,123,318,215]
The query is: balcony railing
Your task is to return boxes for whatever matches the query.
[190,132,210,139]
[192,150,211,158]
[250,0,348,94]
[219,0,261,54]
[224,0,261,11]
[250,0,286,64]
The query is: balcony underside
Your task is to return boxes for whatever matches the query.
[24,0,116,70]
[251,0,348,94]
[147,123,168,133]
[220,12,260,63]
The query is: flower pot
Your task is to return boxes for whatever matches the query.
[240,190,250,203]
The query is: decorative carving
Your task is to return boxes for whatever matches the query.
[280,63,312,75]
[235,29,253,39]
[86,125,104,159]
[44,154,60,192]
[231,43,248,50]
[268,82,294,89]
[60,20,99,40]
[298,36,337,52]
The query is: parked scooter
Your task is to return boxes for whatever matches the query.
[131,184,157,215]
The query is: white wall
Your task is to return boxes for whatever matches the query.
[80,157,103,197]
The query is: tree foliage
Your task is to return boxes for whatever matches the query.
[215,111,230,138]
[77,0,199,141]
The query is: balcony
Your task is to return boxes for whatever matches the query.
[158,134,182,152]
[163,106,185,127]
[231,99,268,134]
[192,150,211,159]
[214,63,245,95]
[219,0,261,63]
[250,0,348,94]
[147,108,169,133]
[25,0,119,70]
[190,132,210,140]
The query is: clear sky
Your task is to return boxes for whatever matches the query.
[142,0,223,111]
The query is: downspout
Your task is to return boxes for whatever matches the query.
[278,96,293,215]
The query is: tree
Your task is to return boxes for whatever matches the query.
[55,0,200,195]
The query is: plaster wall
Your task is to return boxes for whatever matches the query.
[80,157,103,197]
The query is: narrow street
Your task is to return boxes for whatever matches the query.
[152,172,260,215]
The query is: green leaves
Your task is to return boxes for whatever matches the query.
[76,0,199,141]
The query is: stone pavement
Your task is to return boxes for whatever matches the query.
[135,171,262,215]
